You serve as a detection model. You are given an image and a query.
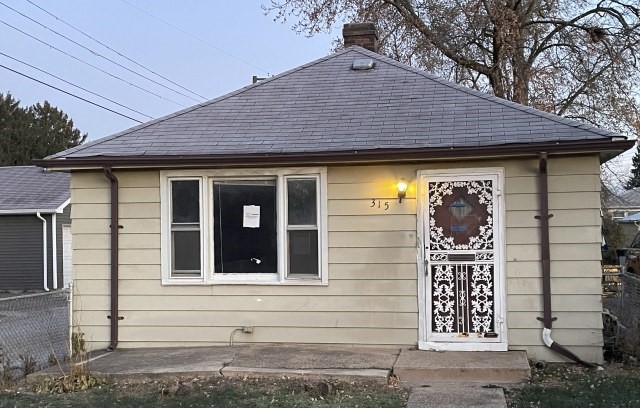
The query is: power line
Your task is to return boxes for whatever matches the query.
[0,1,202,103]
[0,63,143,123]
[0,19,187,107]
[24,0,208,101]
[119,0,270,75]
[0,52,154,120]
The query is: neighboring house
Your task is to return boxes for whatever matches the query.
[605,188,640,220]
[37,24,633,364]
[617,211,640,247]
[0,166,71,291]
[604,188,640,246]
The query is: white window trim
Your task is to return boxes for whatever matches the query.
[165,177,206,283]
[160,167,328,286]
[284,175,322,280]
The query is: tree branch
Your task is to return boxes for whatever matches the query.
[382,0,492,75]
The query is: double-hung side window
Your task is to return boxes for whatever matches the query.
[286,177,319,277]
[170,179,202,277]
[162,169,326,285]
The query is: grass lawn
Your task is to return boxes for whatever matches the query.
[505,363,640,407]
[0,376,408,407]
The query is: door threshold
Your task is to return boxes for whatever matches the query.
[419,341,508,352]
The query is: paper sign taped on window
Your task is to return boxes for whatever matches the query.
[243,205,260,228]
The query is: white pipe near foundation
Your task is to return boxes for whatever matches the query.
[36,212,49,292]
[68,282,73,356]
[52,213,58,290]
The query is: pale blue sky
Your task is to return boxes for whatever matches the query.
[0,0,633,174]
[0,0,341,140]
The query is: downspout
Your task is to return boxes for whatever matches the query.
[52,213,58,290]
[103,167,121,351]
[536,152,596,368]
[36,212,49,292]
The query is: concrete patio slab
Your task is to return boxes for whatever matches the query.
[29,347,237,382]
[394,349,530,384]
[230,344,400,369]
[28,344,400,383]
[222,367,390,383]
[222,344,398,383]
[408,384,506,408]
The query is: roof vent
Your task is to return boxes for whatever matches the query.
[351,58,375,70]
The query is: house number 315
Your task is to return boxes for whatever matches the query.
[370,199,390,211]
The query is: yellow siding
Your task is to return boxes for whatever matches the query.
[70,155,604,362]
[79,310,418,328]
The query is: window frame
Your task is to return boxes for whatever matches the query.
[167,177,206,282]
[284,175,321,280]
[160,167,328,285]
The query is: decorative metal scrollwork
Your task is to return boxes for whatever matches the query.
[476,252,494,261]
[430,253,448,262]
[471,264,494,332]
[428,180,493,251]
[432,264,455,332]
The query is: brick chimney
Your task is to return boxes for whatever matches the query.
[343,23,379,53]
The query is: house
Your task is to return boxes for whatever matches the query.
[618,212,640,247]
[604,188,640,246]
[0,166,71,291]
[36,23,632,364]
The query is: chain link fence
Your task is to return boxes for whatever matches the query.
[604,272,640,358]
[618,272,640,327]
[0,290,70,379]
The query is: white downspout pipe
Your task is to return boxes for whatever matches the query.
[52,213,58,290]
[36,212,49,292]
[68,282,73,356]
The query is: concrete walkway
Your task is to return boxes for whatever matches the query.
[29,345,526,407]
[408,384,507,408]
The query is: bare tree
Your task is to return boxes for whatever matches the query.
[265,0,640,138]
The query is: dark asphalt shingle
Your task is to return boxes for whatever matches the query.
[0,166,70,211]
[47,46,621,160]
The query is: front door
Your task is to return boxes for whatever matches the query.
[418,169,506,351]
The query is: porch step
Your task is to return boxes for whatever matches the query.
[393,349,530,384]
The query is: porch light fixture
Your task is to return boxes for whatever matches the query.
[397,178,408,203]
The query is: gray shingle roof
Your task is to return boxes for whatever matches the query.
[606,188,640,209]
[0,166,70,212]
[47,46,622,160]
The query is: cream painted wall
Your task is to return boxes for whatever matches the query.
[70,154,603,363]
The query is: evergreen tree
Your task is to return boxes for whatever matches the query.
[625,144,640,190]
[0,93,87,166]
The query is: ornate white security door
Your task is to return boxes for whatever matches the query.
[420,169,506,351]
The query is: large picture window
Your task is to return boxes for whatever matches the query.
[161,168,327,285]
[213,180,277,275]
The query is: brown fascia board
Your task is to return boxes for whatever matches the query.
[34,139,634,170]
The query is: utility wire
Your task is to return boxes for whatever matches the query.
[0,19,187,107]
[0,63,143,123]
[24,0,208,101]
[0,52,153,120]
[119,0,270,75]
[0,1,202,103]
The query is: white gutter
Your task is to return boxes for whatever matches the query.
[55,198,70,214]
[52,213,58,290]
[36,212,49,292]
[0,198,70,215]
[0,209,58,215]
